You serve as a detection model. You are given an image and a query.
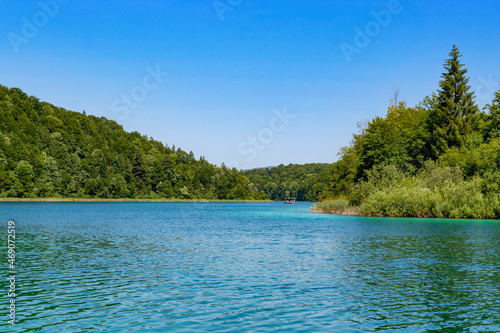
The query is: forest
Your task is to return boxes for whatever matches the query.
[244,163,331,201]
[0,86,267,200]
[314,45,500,218]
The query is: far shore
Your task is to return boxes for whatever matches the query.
[0,198,272,203]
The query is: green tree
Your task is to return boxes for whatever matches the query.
[15,160,34,196]
[484,86,500,139]
[430,45,479,156]
[328,145,359,197]
[356,102,430,179]
[132,149,146,182]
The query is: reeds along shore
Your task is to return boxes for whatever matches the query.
[310,199,362,216]
[312,187,500,220]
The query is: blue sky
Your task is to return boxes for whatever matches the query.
[1,0,499,169]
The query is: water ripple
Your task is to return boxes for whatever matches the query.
[2,202,500,332]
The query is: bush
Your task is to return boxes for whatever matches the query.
[312,199,360,215]
[350,163,407,206]
[319,162,500,219]
[360,177,498,219]
[417,160,463,190]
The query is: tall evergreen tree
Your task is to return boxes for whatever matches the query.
[484,86,500,139]
[430,45,479,156]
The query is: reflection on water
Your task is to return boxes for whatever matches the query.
[2,202,500,332]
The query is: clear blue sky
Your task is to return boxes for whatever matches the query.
[1,0,499,169]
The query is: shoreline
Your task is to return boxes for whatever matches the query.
[0,198,272,203]
[310,205,363,216]
[310,204,500,220]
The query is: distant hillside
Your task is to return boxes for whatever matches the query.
[243,166,277,172]
[244,163,331,201]
[0,85,267,200]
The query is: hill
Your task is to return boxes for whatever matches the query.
[0,85,267,200]
[244,163,331,201]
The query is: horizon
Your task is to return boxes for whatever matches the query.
[2,0,500,169]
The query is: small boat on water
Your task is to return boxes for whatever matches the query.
[284,197,296,204]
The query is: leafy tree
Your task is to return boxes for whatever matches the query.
[356,102,430,179]
[327,145,359,197]
[15,160,34,186]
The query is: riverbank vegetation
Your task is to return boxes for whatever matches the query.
[314,45,500,218]
[0,86,267,200]
[310,198,361,215]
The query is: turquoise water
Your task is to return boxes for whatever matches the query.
[2,202,500,332]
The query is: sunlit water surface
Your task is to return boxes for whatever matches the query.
[2,202,500,332]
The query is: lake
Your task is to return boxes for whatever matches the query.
[2,202,500,332]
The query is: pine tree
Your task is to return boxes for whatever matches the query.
[484,86,500,139]
[430,45,479,155]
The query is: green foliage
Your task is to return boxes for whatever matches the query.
[244,163,331,201]
[0,85,265,200]
[311,199,361,215]
[360,173,500,219]
[322,46,500,219]
[322,161,500,219]
[327,142,360,198]
[357,102,430,179]
[438,137,500,177]
[350,163,407,206]
[483,86,500,140]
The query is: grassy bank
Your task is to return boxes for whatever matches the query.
[0,198,271,203]
[312,184,500,219]
[313,161,500,219]
[311,199,362,216]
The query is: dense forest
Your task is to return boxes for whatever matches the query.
[0,85,267,200]
[315,45,500,218]
[244,163,331,201]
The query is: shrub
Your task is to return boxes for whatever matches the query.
[312,199,361,215]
